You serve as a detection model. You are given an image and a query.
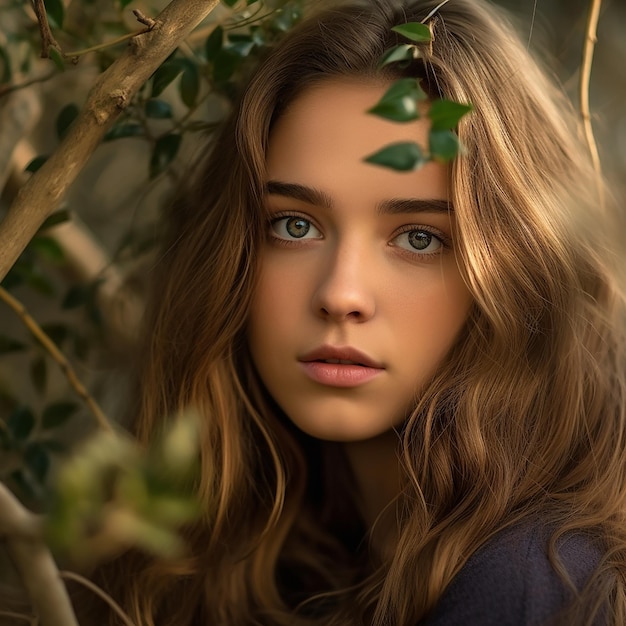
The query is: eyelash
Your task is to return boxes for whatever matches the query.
[390,224,451,260]
[268,212,323,246]
[267,212,451,259]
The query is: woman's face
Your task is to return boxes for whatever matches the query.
[248,79,472,442]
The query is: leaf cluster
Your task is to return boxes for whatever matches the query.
[365,22,473,171]
[46,412,201,566]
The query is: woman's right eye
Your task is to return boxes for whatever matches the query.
[270,216,323,241]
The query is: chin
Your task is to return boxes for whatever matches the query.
[291,416,397,443]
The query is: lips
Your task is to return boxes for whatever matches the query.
[299,346,384,369]
[298,345,384,387]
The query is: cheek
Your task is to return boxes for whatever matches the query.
[392,271,472,363]
[248,260,303,353]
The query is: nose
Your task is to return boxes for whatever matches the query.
[311,242,376,323]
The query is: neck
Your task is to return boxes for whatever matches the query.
[342,429,402,560]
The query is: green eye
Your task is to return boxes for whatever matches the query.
[286,218,310,238]
[392,229,443,254]
[408,231,435,250]
[270,216,323,241]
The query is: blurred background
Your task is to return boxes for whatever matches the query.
[0,0,624,508]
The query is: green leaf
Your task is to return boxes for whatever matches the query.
[365,141,428,172]
[24,443,51,483]
[428,100,473,131]
[38,209,71,232]
[212,50,239,83]
[40,323,70,347]
[0,45,11,84]
[379,44,418,67]
[0,428,11,451]
[1,267,23,290]
[221,0,238,6]
[56,103,79,140]
[180,62,200,108]
[62,285,89,309]
[70,333,88,360]
[150,134,182,179]
[104,123,144,141]
[391,22,431,43]
[30,236,65,262]
[49,48,65,72]
[226,36,255,58]
[30,357,47,395]
[367,78,426,123]
[272,6,301,32]
[7,407,36,442]
[44,0,64,29]
[145,99,173,119]
[429,129,463,162]
[0,335,27,355]
[40,439,67,454]
[205,26,223,61]
[250,26,267,47]
[119,0,133,7]
[24,271,56,297]
[42,402,78,429]
[151,58,184,97]
[25,155,48,173]
[10,469,39,501]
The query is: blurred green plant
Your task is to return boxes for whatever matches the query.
[46,410,201,566]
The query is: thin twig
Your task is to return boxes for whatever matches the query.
[421,0,451,24]
[132,9,157,29]
[0,71,56,99]
[579,0,605,209]
[0,609,35,623]
[59,571,137,626]
[0,286,113,432]
[30,0,61,58]
[64,29,149,60]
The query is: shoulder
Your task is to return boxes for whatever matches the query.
[420,517,602,626]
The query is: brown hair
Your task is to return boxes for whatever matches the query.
[88,1,626,624]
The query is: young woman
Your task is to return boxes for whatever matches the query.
[85,0,626,623]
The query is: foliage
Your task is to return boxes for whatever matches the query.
[0,0,616,621]
[0,0,304,509]
[365,22,473,171]
[47,411,201,566]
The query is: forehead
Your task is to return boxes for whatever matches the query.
[266,78,450,202]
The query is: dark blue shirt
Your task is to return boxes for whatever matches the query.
[421,520,603,625]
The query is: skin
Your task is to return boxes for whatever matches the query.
[248,78,472,443]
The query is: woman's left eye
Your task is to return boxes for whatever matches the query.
[270,216,323,241]
[391,229,444,255]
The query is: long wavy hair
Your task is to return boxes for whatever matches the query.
[86,0,626,624]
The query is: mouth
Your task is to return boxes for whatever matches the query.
[299,346,384,369]
[298,346,385,387]
[317,358,366,366]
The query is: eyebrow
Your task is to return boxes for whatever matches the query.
[265,180,453,215]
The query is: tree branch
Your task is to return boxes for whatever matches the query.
[63,30,148,61]
[0,610,36,624]
[6,141,144,348]
[579,0,605,209]
[0,0,220,282]
[0,286,113,432]
[0,482,43,540]
[1,482,78,626]
[30,0,61,59]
